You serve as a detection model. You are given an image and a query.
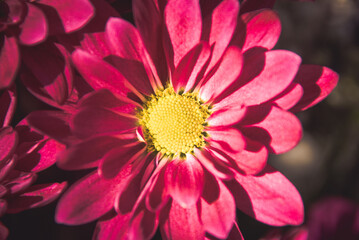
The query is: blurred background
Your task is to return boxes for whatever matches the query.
[3,0,359,239]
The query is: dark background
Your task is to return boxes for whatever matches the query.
[3,0,359,239]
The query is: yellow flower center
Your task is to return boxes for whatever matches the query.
[139,87,211,158]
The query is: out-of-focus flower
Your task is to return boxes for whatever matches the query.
[240,0,315,13]
[0,0,95,89]
[262,197,359,240]
[27,0,338,239]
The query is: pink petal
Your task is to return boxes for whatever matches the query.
[6,182,67,214]
[164,0,202,67]
[0,88,17,127]
[72,49,132,97]
[26,110,76,145]
[208,105,247,127]
[241,105,302,154]
[21,42,73,106]
[199,46,243,102]
[291,65,339,112]
[271,83,304,110]
[93,211,132,240]
[161,200,204,240]
[6,171,37,195]
[146,168,170,212]
[229,165,304,226]
[38,0,94,33]
[201,178,235,239]
[133,0,168,81]
[207,128,245,153]
[19,3,48,45]
[203,0,239,71]
[240,0,276,14]
[71,107,137,138]
[0,157,15,182]
[127,204,159,240]
[215,50,301,108]
[0,36,19,89]
[194,148,234,180]
[56,168,132,225]
[171,42,211,92]
[226,222,244,240]
[238,9,281,52]
[164,156,204,208]
[58,135,132,170]
[0,126,17,163]
[99,143,146,179]
[16,138,63,173]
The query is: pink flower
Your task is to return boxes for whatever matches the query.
[27,0,338,239]
[0,0,95,89]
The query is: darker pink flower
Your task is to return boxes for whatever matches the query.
[27,0,338,239]
[0,0,95,89]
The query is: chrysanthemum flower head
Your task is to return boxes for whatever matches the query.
[27,0,338,239]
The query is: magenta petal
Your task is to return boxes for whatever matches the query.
[204,0,239,71]
[0,200,7,217]
[195,148,234,180]
[38,0,94,33]
[225,222,244,240]
[208,105,246,127]
[19,3,48,45]
[93,212,132,240]
[56,169,132,225]
[0,222,8,240]
[172,42,211,92]
[0,126,17,163]
[161,200,204,240]
[72,107,136,138]
[216,50,301,108]
[165,156,204,208]
[240,0,276,14]
[230,165,304,226]
[243,106,302,154]
[72,49,132,97]
[199,46,243,102]
[128,206,158,240]
[7,171,37,195]
[201,180,235,239]
[7,182,67,214]
[240,9,281,52]
[207,128,245,153]
[165,0,202,67]
[99,143,146,179]
[26,110,75,145]
[58,136,131,170]
[271,83,304,110]
[291,65,339,112]
[0,88,17,127]
[0,37,19,89]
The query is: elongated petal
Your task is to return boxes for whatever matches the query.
[165,0,202,67]
[241,105,302,154]
[161,200,204,240]
[204,0,239,71]
[0,37,19,89]
[72,107,136,138]
[0,222,8,240]
[208,105,246,127]
[201,179,235,239]
[199,46,243,102]
[0,88,16,127]
[38,0,94,33]
[207,128,245,152]
[58,136,132,170]
[7,182,67,213]
[240,0,276,14]
[225,222,244,240]
[172,42,210,92]
[165,156,204,208]
[271,83,304,110]
[7,172,37,195]
[0,127,17,163]
[21,42,73,106]
[127,205,158,240]
[26,110,76,145]
[56,168,132,225]
[216,50,301,108]
[19,3,47,45]
[93,211,132,240]
[99,143,146,179]
[291,65,339,112]
[229,165,304,226]
[72,49,132,97]
[237,9,281,52]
